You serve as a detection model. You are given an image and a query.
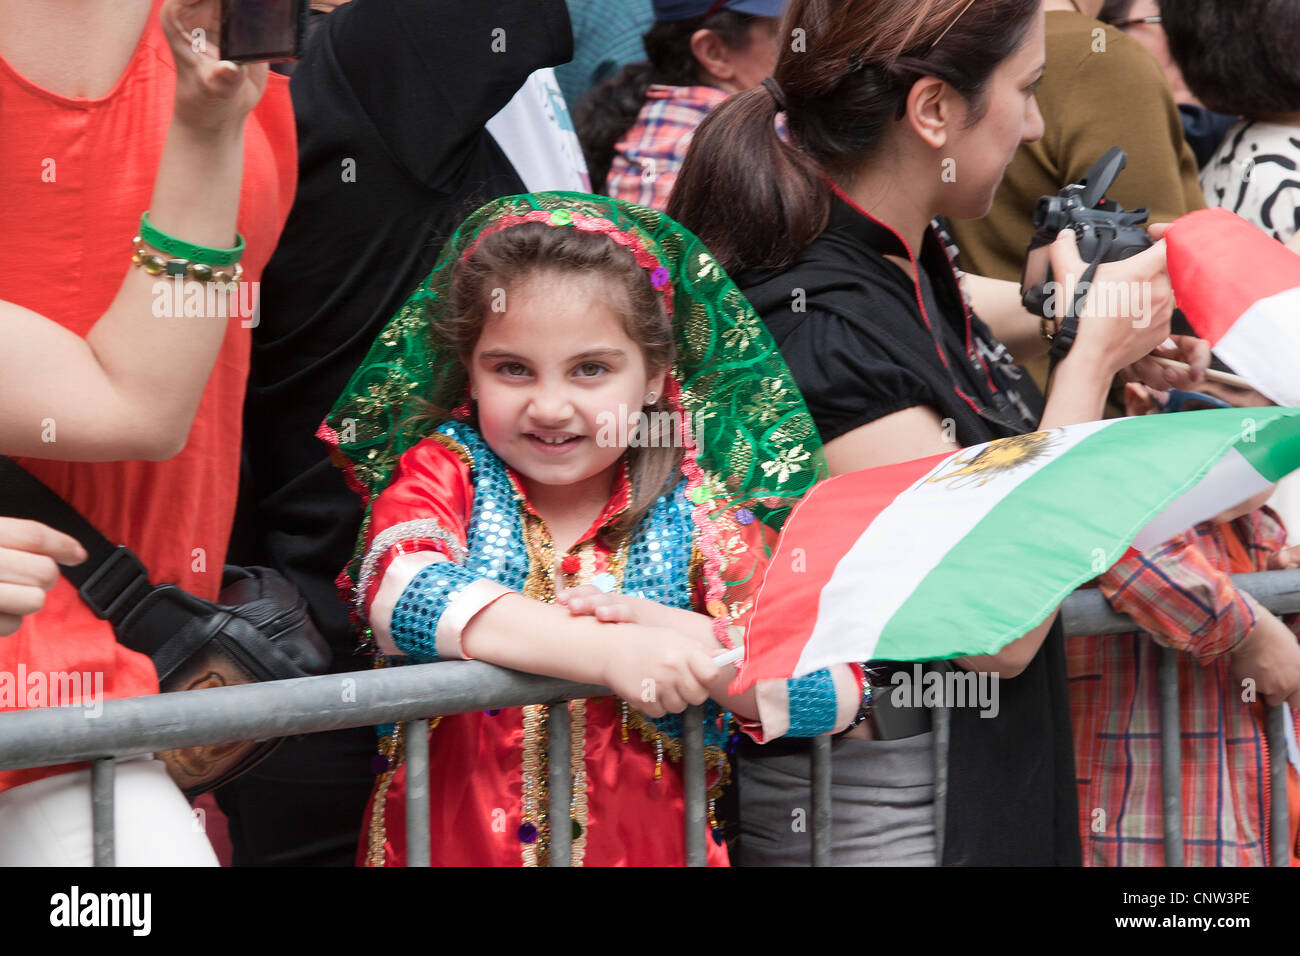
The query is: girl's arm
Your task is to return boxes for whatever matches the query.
[557,575,864,737]
[360,436,720,718]
[0,0,268,461]
[370,550,719,719]
[557,588,757,714]
[461,590,719,718]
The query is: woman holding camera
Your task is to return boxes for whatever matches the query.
[671,0,1207,865]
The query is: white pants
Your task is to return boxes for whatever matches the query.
[0,756,218,866]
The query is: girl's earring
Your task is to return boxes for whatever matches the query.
[451,384,475,420]
[644,391,657,405]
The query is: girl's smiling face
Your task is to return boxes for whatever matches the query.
[467,272,666,502]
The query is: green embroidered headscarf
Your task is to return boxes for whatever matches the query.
[321,192,827,641]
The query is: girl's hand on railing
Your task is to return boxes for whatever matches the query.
[556,583,649,622]
[558,584,723,653]
[162,0,269,133]
[0,518,86,636]
[597,625,719,719]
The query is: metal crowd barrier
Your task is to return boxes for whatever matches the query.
[0,570,1297,867]
[1061,568,1300,867]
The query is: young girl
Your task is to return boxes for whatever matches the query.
[321,192,863,867]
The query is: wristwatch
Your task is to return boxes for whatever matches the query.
[1039,312,1059,346]
[1048,312,1081,361]
[1042,256,1102,363]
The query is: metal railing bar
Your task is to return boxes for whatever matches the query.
[548,702,571,867]
[682,704,706,866]
[932,702,949,866]
[1268,704,1291,867]
[405,718,430,867]
[1157,647,1184,866]
[0,662,607,771]
[91,757,115,868]
[1061,570,1300,636]
[810,733,832,866]
[4,572,1295,773]
[0,570,1295,871]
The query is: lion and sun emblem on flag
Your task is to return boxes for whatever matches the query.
[926,430,1061,489]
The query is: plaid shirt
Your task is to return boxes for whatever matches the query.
[605,84,729,211]
[1068,508,1300,866]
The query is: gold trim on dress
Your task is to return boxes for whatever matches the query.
[569,699,590,865]
[520,704,547,867]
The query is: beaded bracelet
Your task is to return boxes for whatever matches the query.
[139,211,244,267]
[844,666,876,732]
[132,237,244,286]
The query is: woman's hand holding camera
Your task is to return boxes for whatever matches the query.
[162,0,268,133]
[1047,228,1173,372]
[1047,225,1214,392]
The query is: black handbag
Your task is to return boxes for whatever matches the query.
[0,457,332,797]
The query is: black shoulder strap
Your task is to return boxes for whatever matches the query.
[0,456,155,630]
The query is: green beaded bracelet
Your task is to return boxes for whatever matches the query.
[139,211,245,267]
[132,237,243,287]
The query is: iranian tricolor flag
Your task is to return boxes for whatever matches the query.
[734,408,1300,689]
[1167,207,1300,406]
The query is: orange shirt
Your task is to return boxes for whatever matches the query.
[0,0,296,792]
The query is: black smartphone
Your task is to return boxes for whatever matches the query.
[220,0,310,63]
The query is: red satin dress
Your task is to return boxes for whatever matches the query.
[356,435,734,866]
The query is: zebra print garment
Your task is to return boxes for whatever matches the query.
[1201,120,1300,243]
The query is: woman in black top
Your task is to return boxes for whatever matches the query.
[670,0,1207,865]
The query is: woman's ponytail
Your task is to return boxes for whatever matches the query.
[667,84,829,275]
[670,0,1041,276]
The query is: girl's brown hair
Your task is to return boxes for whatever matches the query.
[667,0,1041,274]
[438,222,681,537]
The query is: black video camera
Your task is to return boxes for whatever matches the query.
[1020,147,1153,326]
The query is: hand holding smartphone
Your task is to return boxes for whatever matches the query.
[220,0,310,63]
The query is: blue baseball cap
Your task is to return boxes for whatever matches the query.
[652,0,788,22]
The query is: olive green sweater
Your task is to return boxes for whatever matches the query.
[948,11,1204,283]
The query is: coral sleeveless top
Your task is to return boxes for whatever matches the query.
[0,0,296,792]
